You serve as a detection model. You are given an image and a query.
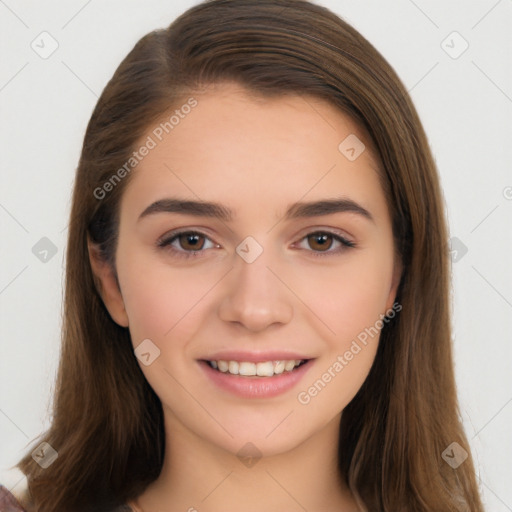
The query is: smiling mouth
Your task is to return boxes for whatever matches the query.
[205,359,309,377]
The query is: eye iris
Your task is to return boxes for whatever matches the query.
[180,233,204,250]
[308,233,333,251]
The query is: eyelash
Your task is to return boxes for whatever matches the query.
[156,229,356,260]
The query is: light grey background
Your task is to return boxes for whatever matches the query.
[1,0,511,509]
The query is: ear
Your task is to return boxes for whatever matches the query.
[385,254,403,313]
[87,237,129,328]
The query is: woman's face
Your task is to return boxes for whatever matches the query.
[95,83,401,457]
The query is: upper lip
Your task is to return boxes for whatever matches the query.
[200,351,313,363]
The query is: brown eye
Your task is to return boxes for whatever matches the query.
[177,233,206,251]
[295,231,355,256]
[157,231,216,256]
[307,232,334,251]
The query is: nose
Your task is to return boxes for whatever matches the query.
[217,248,294,332]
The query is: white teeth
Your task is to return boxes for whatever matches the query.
[284,360,296,371]
[238,362,257,376]
[256,361,274,377]
[208,359,305,376]
[228,361,239,375]
[274,361,285,374]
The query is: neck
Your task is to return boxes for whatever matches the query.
[134,410,359,512]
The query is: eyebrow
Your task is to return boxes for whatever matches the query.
[138,197,374,223]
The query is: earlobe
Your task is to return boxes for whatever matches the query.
[87,238,129,328]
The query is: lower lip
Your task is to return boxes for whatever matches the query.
[199,360,313,398]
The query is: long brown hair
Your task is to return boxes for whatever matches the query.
[18,1,484,510]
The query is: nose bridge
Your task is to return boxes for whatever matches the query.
[217,238,294,330]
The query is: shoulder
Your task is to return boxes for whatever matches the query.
[0,468,30,512]
[0,468,134,512]
[0,487,134,512]
[0,488,134,512]
[0,486,26,512]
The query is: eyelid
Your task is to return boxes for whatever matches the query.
[156,229,219,258]
[291,229,356,256]
[293,225,355,244]
[156,226,356,259]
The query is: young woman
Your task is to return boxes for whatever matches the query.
[1,0,485,510]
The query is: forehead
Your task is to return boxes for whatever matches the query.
[119,83,388,224]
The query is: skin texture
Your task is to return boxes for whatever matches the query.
[89,83,402,512]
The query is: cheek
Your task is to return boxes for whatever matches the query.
[116,250,220,346]
[118,239,393,348]
[292,252,392,409]
[298,251,394,344]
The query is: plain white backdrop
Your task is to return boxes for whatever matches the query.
[1,0,511,509]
